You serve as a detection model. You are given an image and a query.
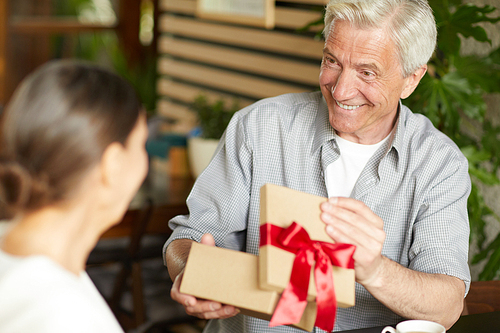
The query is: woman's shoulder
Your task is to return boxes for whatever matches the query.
[0,252,123,333]
[0,251,75,287]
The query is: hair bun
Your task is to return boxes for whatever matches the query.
[0,162,36,219]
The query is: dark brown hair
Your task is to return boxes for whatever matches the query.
[0,60,142,219]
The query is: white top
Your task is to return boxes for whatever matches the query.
[0,249,124,333]
[325,134,389,198]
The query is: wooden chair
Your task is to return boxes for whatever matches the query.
[462,280,500,315]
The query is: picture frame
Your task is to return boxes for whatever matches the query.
[196,0,275,29]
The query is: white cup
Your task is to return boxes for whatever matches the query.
[381,320,446,333]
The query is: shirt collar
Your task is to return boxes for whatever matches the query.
[389,100,408,162]
[313,97,408,170]
[312,96,336,154]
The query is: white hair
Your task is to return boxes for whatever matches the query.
[323,0,437,77]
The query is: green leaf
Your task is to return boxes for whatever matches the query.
[53,0,94,16]
[429,0,451,27]
[454,55,500,94]
[191,94,239,139]
[481,121,500,170]
[429,0,462,24]
[472,233,500,265]
[461,145,491,163]
[436,4,500,56]
[437,26,462,56]
[468,184,488,250]
[451,4,500,29]
[408,71,486,134]
[490,47,500,65]
[478,244,500,280]
[442,72,486,122]
[469,167,500,185]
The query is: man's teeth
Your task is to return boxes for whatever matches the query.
[336,100,361,110]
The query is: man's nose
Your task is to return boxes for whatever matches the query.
[332,70,358,101]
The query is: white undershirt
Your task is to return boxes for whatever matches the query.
[325,134,390,198]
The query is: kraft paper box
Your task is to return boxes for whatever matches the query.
[258,183,355,307]
[180,242,317,332]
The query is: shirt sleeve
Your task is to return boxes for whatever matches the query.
[408,148,471,296]
[164,109,253,257]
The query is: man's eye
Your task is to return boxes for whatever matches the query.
[363,71,374,77]
[323,56,336,65]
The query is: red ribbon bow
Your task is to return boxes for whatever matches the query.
[259,222,355,332]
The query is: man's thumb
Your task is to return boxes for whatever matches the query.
[200,233,216,246]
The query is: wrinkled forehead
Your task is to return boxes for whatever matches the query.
[324,21,402,72]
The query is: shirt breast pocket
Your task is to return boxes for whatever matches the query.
[373,203,412,264]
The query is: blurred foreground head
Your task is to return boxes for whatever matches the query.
[0,60,142,219]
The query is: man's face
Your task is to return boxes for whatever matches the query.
[319,20,417,144]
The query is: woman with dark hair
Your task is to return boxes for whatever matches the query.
[0,60,148,332]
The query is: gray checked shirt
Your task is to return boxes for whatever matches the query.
[165,91,471,332]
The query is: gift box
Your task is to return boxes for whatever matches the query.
[258,183,356,331]
[180,242,317,332]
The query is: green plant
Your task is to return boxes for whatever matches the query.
[104,38,158,116]
[191,95,239,140]
[51,0,158,116]
[301,0,500,280]
[408,0,500,280]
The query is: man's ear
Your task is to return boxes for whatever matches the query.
[99,142,124,189]
[401,65,427,99]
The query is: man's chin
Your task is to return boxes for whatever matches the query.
[328,118,361,136]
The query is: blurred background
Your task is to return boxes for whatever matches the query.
[0,0,499,332]
[0,0,157,113]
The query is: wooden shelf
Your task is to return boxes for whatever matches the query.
[10,16,117,35]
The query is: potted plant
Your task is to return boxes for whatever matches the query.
[406,0,500,280]
[188,94,239,178]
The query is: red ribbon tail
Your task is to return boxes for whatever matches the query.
[270,249,311,327]
[269,285,308,327]
[313,253,336,332]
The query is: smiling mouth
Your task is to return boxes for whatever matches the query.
[335,100,362,110]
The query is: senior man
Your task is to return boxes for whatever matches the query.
[164,0,471,331]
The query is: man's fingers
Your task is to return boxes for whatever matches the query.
[321,198,383,229]
[185,302,240,319]
[200,233,216,246]
[170,265,239,320]
[321,198,387,284]
[325,220,383,252]
[171,288,197,307]
[170,272,197,307]
[171,282,239,319]
[324,197,382,227]
[322,208,385,244]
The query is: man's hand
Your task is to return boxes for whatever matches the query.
[169,234,240,320]
[320,197,386,286]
